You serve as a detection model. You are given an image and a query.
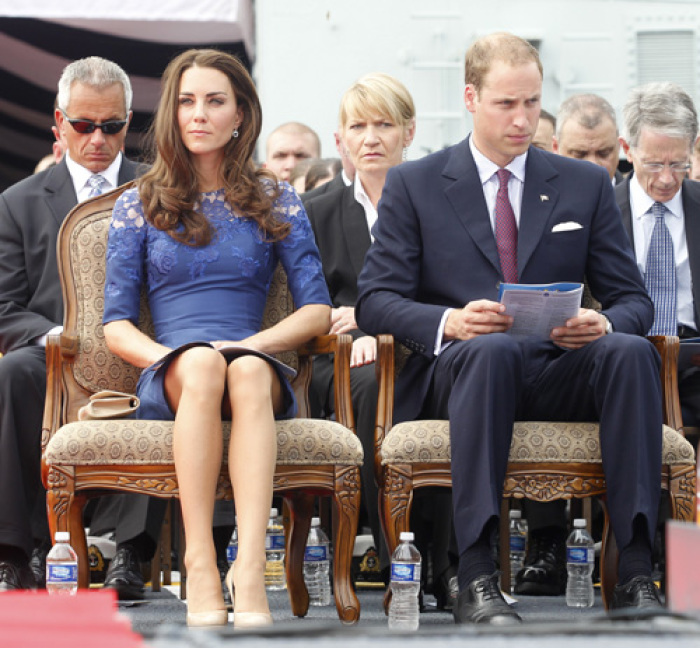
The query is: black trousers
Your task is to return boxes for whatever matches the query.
[426,333,662,556]
[0,346,165,560]
[311,355,388,567]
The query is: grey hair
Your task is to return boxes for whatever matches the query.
[56,56,132,114]
[622,82,698,149]
[556,94,618,140]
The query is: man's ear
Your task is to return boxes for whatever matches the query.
[464,84,478,115]
[619,136,632,161]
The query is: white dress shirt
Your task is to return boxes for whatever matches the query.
[434,138,529,354]
[628,174,695,330]
[66,151,123,204]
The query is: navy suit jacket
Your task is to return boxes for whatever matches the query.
[356,137,653,422]
[615,174,700,328]
[0,156,139,353]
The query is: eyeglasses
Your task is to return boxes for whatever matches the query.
[640,161,691,175]
[60,110,128,135]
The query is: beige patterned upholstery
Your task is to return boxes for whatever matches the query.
[381,420,695,466]
[42,185,362,623]
[46,418,362,467]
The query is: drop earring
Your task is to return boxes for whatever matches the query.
[232,128,239,138]
[402,146,408,162]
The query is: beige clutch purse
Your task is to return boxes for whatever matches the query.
[78,390,140,421]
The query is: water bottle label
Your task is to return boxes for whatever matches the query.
[304,545,328,562]
[266,534,285,550]
[227,545,238,563]
[567,547,594,564]
[390,562,421,583]
[47,563,78,583]
[509,536,526,552]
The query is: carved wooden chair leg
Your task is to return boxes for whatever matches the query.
[332,465,361,624]
[284,492,314,618]
[382,464,413,615]
[68,493,89,589]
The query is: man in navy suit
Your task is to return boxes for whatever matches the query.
[616,82,700,427]
[356,32,663,624]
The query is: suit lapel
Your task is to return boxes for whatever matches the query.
[340,185,372,277]
[43,160,78,227]
[615,177,635,250]
[442,139,502,276]
[513,148,559,279]
[682,179,700,325]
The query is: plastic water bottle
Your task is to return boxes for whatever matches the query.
[226,518,238,564]
[566,519,595,608]
[46,531,78,596]
[509,509,527,590]
[265,508,286,590]
[388,531,421,631]
[304,517,331,606]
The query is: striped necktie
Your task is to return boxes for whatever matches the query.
[645,201,677,335]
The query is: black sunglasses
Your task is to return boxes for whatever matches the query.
[61,110,128,135]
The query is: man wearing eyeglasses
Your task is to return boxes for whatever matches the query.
[0,56,165,596]
[616,82,700,429]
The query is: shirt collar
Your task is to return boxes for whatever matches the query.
[66,151,122,194]
[630,172,683,221]
[469,134,528,184]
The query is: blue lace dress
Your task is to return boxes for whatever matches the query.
[103,183,331,420]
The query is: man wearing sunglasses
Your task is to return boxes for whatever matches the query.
[0,56,165,598]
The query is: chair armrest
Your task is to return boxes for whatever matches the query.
[648,334,683,431]
[297,333,356,434]
[374,334,395,484]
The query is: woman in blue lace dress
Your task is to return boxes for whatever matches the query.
[103,50,331,628]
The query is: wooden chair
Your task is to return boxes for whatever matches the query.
[374,333,697,610]
[41,185,363,624]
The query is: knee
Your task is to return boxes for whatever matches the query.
[455,334,521,365]
[598,333,660,370]
[227,356,275,398]
[178,347,227,395]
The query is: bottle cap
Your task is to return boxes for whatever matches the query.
[55,531,70,542]
[509,510,522,519]
[270,508,278,517]
[311,517,321,526]
[573,519,586,528]
[399,531,414,542]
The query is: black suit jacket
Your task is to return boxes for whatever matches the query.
[615,175,700,327]
[301,173,346,203]
[303,182,370,309]
[0,157,139,353]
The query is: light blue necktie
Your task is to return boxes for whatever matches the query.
[87,174,108,198]
[645,202,677,335]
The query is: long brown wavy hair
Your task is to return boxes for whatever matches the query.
[138,49,288,246]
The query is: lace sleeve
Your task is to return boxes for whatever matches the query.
[103,187,148,325]
[274,183,331,308]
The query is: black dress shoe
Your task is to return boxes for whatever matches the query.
[514,529,566,596]
[103,545,145,600]
[217,558,233,610]
[611,576,663,612]
[434,565,459,611]
[0,560,37,592]
[453,572,522,625]
[30,546,49,589]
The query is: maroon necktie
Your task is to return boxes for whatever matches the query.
[495,168,518,283]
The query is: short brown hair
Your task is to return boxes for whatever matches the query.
[464,32,543,93]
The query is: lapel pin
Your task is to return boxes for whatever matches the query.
[540,194,549,202]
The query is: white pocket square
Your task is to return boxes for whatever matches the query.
[551,221,583,233]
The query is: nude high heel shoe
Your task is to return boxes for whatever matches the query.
[186,568,229,627]
[186,609,229,628]
[225,563,273,629]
